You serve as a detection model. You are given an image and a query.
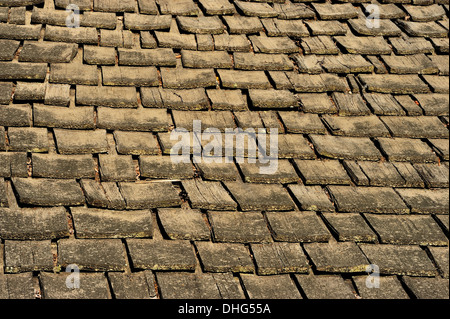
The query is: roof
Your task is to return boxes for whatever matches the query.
[0,0,449,300]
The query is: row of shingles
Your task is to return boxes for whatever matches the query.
[12,101,445,195]
[0,207,381,300]
[0,3,446,55]
[1,0,312,57]
[2,59,445,147]
[0,0,317,57]
[71,207,448,299]
[0,4,28,25]
[2,126,447,215]
[168,95,449,163]
[0,260,358,299]
[0,204,426,300]
[95,0,446,109]
[5,152,445,218]
[147,199,448,299]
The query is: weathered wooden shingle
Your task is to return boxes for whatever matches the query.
[310,135,382,161]
[183,179,237,211]
[225,182,295,211]
[12,178,85,207]
[251,243,309,276]
[127,239,196,271]
[266,211,331,243]
[365,214,448,246]
[304,242,370,273]
[359,244,437,277]
[58,238,128,271]
[119,182,182,209]
[4,240,54,273]
[0,207,69,240]
[40,272,110,299]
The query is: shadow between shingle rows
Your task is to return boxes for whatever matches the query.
[0,0,449,300]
